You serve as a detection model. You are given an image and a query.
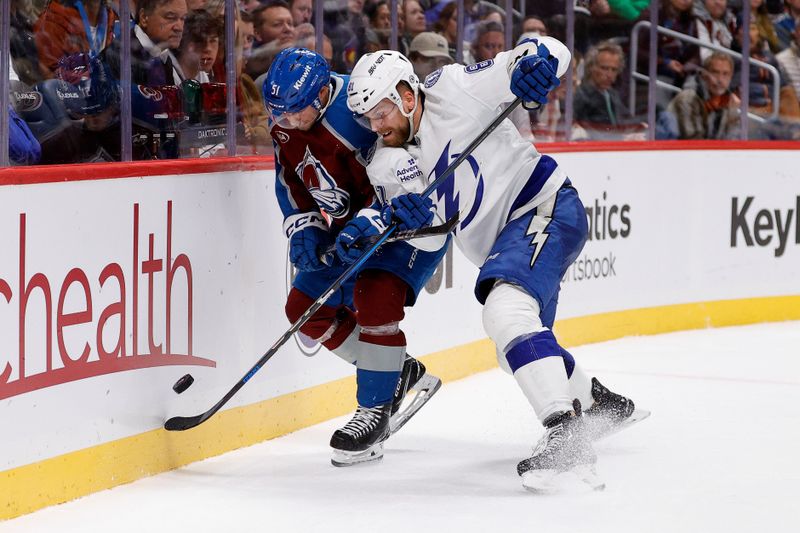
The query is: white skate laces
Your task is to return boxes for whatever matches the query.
[339,405,385,439]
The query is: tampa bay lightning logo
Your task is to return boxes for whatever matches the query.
[296,146,351,218]
[424,68,443,88]
[429,141,484,230]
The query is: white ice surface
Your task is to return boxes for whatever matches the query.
[3,322,800,533]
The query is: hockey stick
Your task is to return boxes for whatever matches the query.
[164,98,522,431]
[318,213,459,265]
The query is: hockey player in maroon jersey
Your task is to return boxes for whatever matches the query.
[264,47,448,466]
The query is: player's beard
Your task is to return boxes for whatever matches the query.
[383,118,410,147]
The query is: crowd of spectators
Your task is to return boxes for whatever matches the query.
[5,0,800,166]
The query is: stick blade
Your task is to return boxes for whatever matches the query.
[164,414,205,431]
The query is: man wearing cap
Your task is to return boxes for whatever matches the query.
[408,32,455,81]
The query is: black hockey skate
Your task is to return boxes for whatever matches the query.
[517,401,604,493]
[389,355,442,434]
[584,377,649,441]
[330,403,392,467]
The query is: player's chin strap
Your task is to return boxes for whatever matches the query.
[399,88,420,143]
[313,82,336,124]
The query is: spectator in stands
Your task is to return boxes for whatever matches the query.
[579,0,613,16]
[323,0,368,72]
[205,0,230,17]
[537,57,588,142]
[289,0,313,26]
[176,9,222,82]
[235,33,271,153]
[480,10,503,25]
[647,0,699,88]
[253,1,296,48]
[574,40,646,139]
[364,0,391,50]
[8,105,42,165]
[635,0,699,111]
[666,51,741,138]
[294,21,313,40]
[750,0,782,52]
[294,24,335,64]
[401,0,428,54]
[737,0,782,53]
[408,32,454,80]
[731,15,800,123]
[240,9,257,59]
[10,1,43,86]
[693,0,737,62]
[776,20,800,97]
[104,0,188,87]
[521,16,548,36]
[433,1,459,60]
[241,0,263,13]
[772,0,800,50]
[246,1,297,77]
[34,0,118,79]
[366,0,391,31]
[470,20,504,63]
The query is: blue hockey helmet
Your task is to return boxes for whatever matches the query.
[263,47,330,126]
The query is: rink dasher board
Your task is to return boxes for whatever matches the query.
[0,148,798,520]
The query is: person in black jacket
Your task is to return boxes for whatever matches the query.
[574,40,646,140]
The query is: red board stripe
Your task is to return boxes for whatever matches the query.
[1,140,798,186]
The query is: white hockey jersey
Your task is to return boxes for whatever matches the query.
[367,37,572,266]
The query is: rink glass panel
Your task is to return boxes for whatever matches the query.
[3,1,800,167]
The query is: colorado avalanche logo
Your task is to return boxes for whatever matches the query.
[275,131,290,143]
[296,146,351,218]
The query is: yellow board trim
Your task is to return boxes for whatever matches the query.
[3,294,799,520]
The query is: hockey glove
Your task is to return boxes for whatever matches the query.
[335,209,388,264]
[383,193,435,231]
[510,44,560,106]
[290,225,331,272]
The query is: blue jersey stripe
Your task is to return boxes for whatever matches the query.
[506,155,558,222]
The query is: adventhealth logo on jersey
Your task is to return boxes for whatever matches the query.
[731,196,799,257]
[563,191,632,283]
[296,146,351,218]
[396,159,423,182]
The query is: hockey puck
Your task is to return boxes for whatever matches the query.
[172,374,194,394]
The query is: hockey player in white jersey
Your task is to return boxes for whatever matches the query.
[342,39,645,491]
